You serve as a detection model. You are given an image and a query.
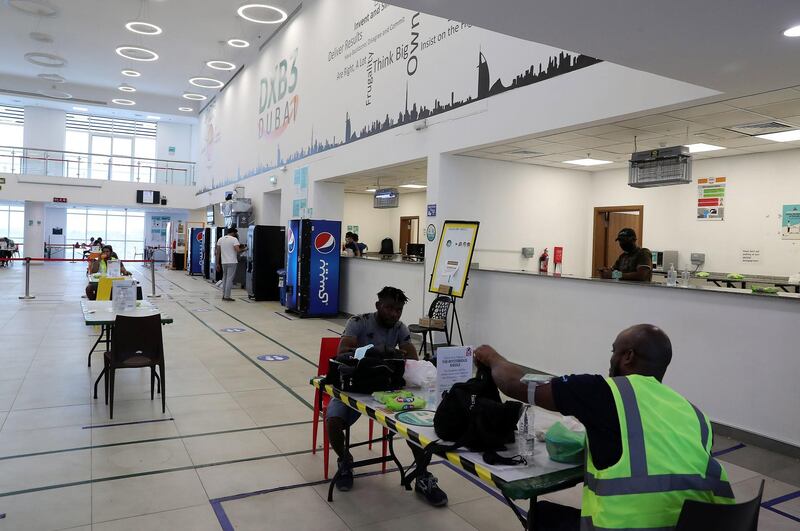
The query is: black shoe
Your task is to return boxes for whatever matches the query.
[415,472,448,507]
[335,457,354,491]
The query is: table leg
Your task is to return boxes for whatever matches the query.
[387,433,408,489]
[88,326,105,366]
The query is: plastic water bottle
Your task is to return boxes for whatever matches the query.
[516,404,535,459]
[681,267,691,287]
[667,263,678,287]
[422,377,438,410]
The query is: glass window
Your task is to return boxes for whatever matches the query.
[0,123,23,147]
[66,213,86,241]
[106,215,125,240]
[65,131,89,178]
[105,240,125,257]
[9,210,24,240]
[0,208,8,238]
[111,137,133,181]
[124,241,143,260]
[87,214,107,240]
[90,136,112,179]
[126,214,145,240]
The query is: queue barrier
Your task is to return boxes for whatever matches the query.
[0,257,167,300]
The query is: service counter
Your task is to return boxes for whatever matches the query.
[340,255,426,319]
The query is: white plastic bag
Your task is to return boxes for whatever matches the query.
[404,360,436,387]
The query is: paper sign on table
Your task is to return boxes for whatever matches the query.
[112,279,137,313]
[435,346,474,399]
[106,260,121,277]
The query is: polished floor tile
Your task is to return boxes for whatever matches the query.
[183,429,280,465]
[223,486,350,531]
[92,503,220,531]
[196,455,306,499]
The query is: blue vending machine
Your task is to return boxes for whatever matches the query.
[285,219,340,317]
[188,227,205,276]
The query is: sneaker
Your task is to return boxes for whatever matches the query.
[335,457,354,491]
[415,472,448,507]
[222,297,236,301]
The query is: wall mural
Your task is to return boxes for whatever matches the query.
[197,0,602,195]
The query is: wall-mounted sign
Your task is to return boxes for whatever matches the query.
[741,249,761,264]
[426,224,437,242]
[427,204,437,217]
[53,197,68,203]
[782,204,800,240]
[697,177,726,221]
[0,177,6,184]
[168,146,176,156]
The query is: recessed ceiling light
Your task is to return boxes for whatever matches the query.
[73,106,88,112]
[178,107,194,112]
[112,98,136,106]
[182,93,207,101]
[38,73,65,83]
[189,77,224,89]
[125,21,163,35]
[366,188,377,192]
[563,158,613,166]
[29,31,53,43]
[115,46,159,62]
[206,60,236,71]
[227,39,250,48]
[237,4,288,24]
[686,143,725,153]
[118,84,136,92]
[146,115,161,120]
[783,25,800,37]
[756,129,800,142]
[399,184,427,189]
[8,0,58,17]
[24,52,66,67]
[121,69,141,77]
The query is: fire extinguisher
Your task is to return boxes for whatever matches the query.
[539,248,549,273]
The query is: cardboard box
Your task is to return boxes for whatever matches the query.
[419,317,446,329]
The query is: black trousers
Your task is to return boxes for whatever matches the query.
[532,501,580,531]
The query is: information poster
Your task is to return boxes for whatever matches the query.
[428,220,480,297]
[782,204,800,239]
[435,346,473,399]
[111,280,137,313]
[697,177,726,221]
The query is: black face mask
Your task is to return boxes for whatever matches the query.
[619,241,636,253]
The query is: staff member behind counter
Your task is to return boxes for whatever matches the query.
[598,228,652,282]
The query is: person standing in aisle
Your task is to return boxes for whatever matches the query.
[216,227,244,301]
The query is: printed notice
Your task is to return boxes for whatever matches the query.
[741,249,761,263]
[435,346,473,398]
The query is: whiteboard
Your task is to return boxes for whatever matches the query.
[428,221,480,298]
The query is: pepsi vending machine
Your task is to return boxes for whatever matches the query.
[285,219,340,317]
[188,227,204,276]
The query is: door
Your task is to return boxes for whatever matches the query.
[400,216,419,255]
[591,205,644,277]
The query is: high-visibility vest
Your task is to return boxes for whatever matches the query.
[580,375,735,530]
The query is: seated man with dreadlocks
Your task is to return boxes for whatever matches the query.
[326,286,448,507]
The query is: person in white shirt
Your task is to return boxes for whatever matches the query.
[215,227,245,301]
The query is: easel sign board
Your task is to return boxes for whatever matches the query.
[428,221,479,298]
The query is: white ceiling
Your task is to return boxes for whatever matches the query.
[386,0,800,96]
[327,160,428,194]
[458,86,800,170]
[0,0,300,118]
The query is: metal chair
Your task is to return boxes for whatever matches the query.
[675,479,764,531]
[94,314,165,419]
[408,296,452,360]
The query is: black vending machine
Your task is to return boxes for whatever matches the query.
[201,227,212,279]
[246,225,286,301]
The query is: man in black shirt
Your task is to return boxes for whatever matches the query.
[598,228,652,281]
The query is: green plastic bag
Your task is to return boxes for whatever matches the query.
[545,421,586,464]
[372,391,426,412]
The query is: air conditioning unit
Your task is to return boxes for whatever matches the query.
[373,188,399,209]
[629,146,692,188]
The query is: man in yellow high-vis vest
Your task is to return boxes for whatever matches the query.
[475,324,734,531]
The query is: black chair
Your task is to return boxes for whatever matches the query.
[95,314,166,419]
[379,238,394,254]
[675,479,764,531]
[408,296,452,360]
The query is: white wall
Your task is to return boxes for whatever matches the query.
[342,192,427,253]
[590,149,800,277]
[23,107,65,151]
[156,122,194,162]
[434,156,593,275]
[44,207,67,258]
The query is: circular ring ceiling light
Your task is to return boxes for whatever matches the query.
[37,88,72,99]
[237,4,287,24]
[182,93,207,101]
[784,25,800,37]
[121,69,141,77]
[118,84,136,92]
[227,38,250,48]
[125,21,163,35]
[29,32,53,43]
[25,52,67,67]
[8,0,58,17]
[112,98,136,106]
[189,77,224,89]
[178,107,194,112]
[115,46,159,62]
[206,60,236,71]
[38,73,65,83]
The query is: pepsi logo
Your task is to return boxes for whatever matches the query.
[195,231,203,242]
[314,232,336,254]
[287,228,295,253]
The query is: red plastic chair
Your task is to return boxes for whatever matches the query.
[312,337,388,479]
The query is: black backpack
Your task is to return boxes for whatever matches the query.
[428,364,524,464]
[322,346,406,394]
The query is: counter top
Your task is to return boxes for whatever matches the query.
[473,267,800,301]
[342,254,424,265]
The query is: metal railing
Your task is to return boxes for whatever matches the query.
[0,145,196,186]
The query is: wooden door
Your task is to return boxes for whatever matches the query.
[591,206,644,277]
[399,216,419,254]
